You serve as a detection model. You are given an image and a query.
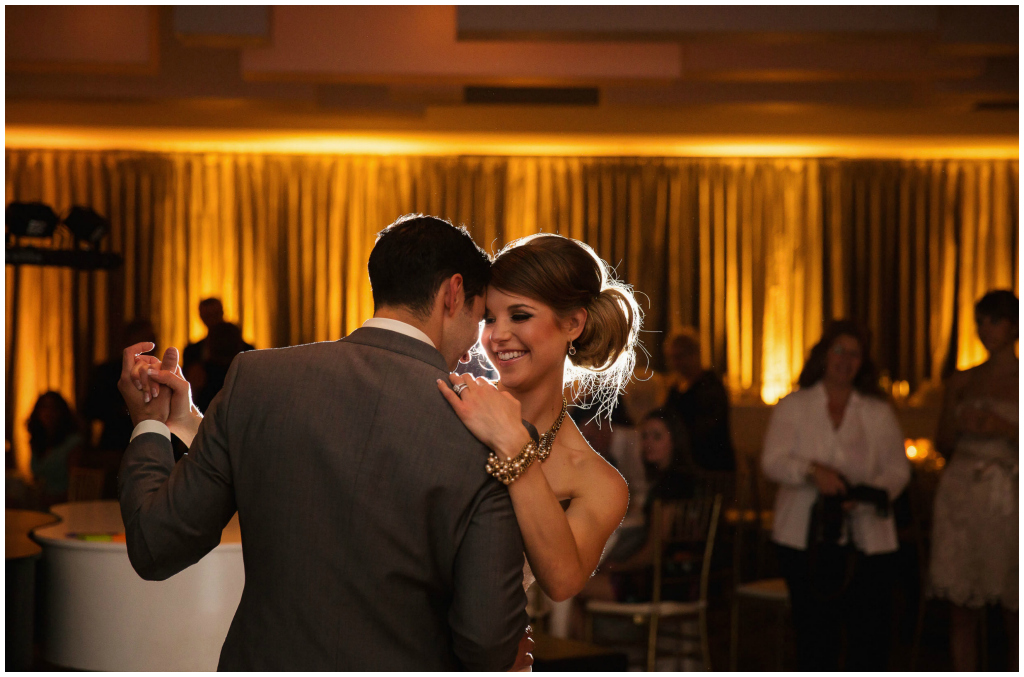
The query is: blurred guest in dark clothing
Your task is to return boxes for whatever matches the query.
[83,320,157,454]
[579,409,695,604]
[663,328,736,472]
[182,298,254,376]
[28,391,85,508]
[82,320,158,495]
[193,322,250,413]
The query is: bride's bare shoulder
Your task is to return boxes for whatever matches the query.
[557,418,628,500]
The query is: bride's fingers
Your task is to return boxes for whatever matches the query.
[132,358,160,401]
[436,379,467,414]
[447,372,473,387]
[447,372,478,392]
[131,355,161,391]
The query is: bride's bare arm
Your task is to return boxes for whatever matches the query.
[506,454,627,601]
[437,376,628,602]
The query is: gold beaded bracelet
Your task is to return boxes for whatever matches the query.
[485,440,541,486]
[485,397,568,485]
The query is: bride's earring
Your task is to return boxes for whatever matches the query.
[567,341,577,356]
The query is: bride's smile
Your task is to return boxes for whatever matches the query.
[482,287,581,392]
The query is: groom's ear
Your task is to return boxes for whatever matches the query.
[442,274,466,317]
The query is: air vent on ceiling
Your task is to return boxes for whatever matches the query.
[464,86,600,106]
[973,100,1018,111]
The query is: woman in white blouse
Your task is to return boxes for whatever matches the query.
[761,320,910,671]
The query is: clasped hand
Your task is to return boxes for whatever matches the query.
[117,341,203,445]
[809,462,857,511]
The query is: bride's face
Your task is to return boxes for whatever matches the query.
[481,287,574,391]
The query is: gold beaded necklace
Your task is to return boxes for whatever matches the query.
[535,396,568,462]
[485,396,569,485]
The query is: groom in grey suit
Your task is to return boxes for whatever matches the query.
[117,215,530,670]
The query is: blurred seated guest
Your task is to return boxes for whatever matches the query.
[929,290,1018,672]
[579,409,694,605]
[83,320,157,454]
[28,392,85,508]
[193,322,250,413]
[663,328,736,471]
[182,298,253,377]
[761,320,910,671]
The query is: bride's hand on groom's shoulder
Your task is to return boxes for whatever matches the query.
[436,373,531,459]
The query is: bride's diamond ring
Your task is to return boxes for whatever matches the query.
[453,383,469,396]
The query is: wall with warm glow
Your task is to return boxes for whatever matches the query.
[3,132,1018,477]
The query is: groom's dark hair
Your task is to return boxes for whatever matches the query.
[369,214,492,316]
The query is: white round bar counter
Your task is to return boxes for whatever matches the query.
[34,501,244,671]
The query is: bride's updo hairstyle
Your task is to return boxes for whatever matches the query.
[489,233,643,419]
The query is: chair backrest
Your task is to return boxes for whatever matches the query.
[67,467,106,502]
[731,453,780,584]
[650,495,722,605]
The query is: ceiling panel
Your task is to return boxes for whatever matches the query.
[457,6,940,38]
[241,6,681,82]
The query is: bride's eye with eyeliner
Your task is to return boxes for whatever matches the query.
[483,316,495,324]
[512,313,531,322]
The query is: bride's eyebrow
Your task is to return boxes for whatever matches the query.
[508,303,536,312]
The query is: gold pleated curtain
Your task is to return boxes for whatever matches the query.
[5,150,1018,475]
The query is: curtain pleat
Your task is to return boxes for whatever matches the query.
[4,150,1018,475]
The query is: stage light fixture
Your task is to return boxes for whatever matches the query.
[64,206,110,248]
[6,202,60,238]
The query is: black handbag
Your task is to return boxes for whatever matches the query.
[806,494,857,603]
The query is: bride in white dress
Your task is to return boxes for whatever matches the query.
[440,233,638,607]
[929,290,1018,671]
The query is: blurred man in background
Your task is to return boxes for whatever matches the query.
[662,328,736,472]
[182,298,254,373]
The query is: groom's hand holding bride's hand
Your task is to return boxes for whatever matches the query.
[437,373,532,460]
[118,342,172,427]
[121,343,204,446]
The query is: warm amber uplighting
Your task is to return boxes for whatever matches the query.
[5,138,1015,473]
[4,125,1020,159]
[906,444,918,459]
[761,381,789,406]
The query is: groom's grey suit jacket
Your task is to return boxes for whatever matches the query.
[118,328,528,670]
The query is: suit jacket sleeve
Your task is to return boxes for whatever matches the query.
[448,479,529,671]
[118,358,240,581]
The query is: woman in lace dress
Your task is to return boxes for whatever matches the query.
[929,290,1018,671]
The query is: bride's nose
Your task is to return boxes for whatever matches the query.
[488,319,513,343]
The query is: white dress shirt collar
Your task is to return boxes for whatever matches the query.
[361,317,436,349]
